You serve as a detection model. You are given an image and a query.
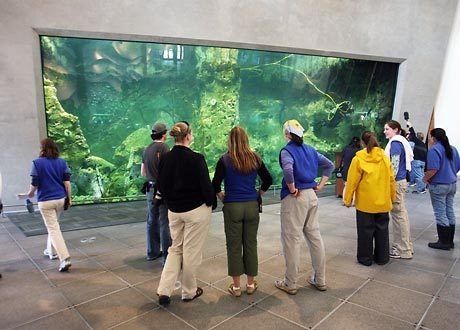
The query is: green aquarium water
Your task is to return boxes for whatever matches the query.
[40,36,398,204]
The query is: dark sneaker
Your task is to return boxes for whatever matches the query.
[158,295,171,307]
[58,259,71,272]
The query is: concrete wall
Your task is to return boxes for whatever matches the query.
[0,0,458,206]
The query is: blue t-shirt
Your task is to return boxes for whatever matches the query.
[30,157,71,202]
[426,142,460,184]
[390,141,407,181]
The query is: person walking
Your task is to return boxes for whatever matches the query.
[156,121,216,307]
[212,126,272,297]
[344,131,396,266]
[141,122,171,264]
[275,119,334,294]
[384,120,414,259]
[18,138,72,272]
[423,128,460,250]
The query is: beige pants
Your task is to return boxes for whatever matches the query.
[157,204,211,300]
[38,198,70,261]
[280,189,326,287]
[390,180,413,257]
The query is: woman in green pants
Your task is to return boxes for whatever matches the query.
[212,127,272,297]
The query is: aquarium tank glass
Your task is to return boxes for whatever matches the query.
[40,36,398,204]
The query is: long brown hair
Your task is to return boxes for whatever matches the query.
[40,138,60,158]
[361,131,380,153]
[227,126,261,174]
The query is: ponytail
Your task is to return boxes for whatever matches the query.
[430,128,453,160]
[361,131,379,153]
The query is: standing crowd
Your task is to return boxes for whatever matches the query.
[7,117,459,307]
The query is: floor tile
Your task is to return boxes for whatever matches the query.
[316,302,414,330]
[257,286,342,328]
[349,280,432,324]
[59,271,130,305]
[373,262,444,295]
[213,305,306,329]
[422,298,460,330]
[13,309,90,330]
[75,288,154,330]
[438,276,460,304]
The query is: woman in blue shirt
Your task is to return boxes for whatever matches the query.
[21,138,72,272]
[423,128,460,250]
[275,120,334,295]
[212,126,272,297]
[384,120,414,259]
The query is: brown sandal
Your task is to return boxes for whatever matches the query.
[182,287,203,302]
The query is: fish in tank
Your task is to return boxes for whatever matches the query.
[40,36,398,204]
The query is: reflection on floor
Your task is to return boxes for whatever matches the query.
[0,190,459,330]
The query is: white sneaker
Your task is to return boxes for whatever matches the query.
[43,249,58,260]
[58,259,71,272]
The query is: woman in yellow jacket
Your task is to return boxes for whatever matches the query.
[344,131,396,266]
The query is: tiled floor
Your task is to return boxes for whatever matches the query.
[0,190,459,329]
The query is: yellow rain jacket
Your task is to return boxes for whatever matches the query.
[344,147,396,213]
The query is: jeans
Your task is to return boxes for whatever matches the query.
[428,183,457,227]
[147,189,171,261]
[411,160,426,192]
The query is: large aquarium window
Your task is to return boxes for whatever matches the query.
[40,36,398,204]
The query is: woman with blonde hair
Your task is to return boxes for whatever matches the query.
[156,121,216,307]
[344,131,396,266]
[212,126,272,297]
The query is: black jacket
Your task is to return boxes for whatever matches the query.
[157,145,216,213]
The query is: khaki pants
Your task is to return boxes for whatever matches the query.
[390,180,413,257]
[38,198,70,262]
[280,189,326,287]
[157,204,211,300]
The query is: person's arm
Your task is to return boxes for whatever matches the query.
[257,161,273,194]
[212,157,226,201]
[198,155,216,208]
[423,169,437,183]
[140,163,146,177]
[390,142,401,177]
[315,153,334,192]
[423,147,440,183]
[64,180,72,207]
[280,149,299,196]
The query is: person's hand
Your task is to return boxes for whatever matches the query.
[217,191,225,201]
[314,184,324,193]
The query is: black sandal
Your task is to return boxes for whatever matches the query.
[182,287,203,302]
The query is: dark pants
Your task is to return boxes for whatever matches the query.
[223,201,259,277]
[356,210,390,265]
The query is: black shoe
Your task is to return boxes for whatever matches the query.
[158,295,170,307]
[358,259,372,266]
[146,252,163,261]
